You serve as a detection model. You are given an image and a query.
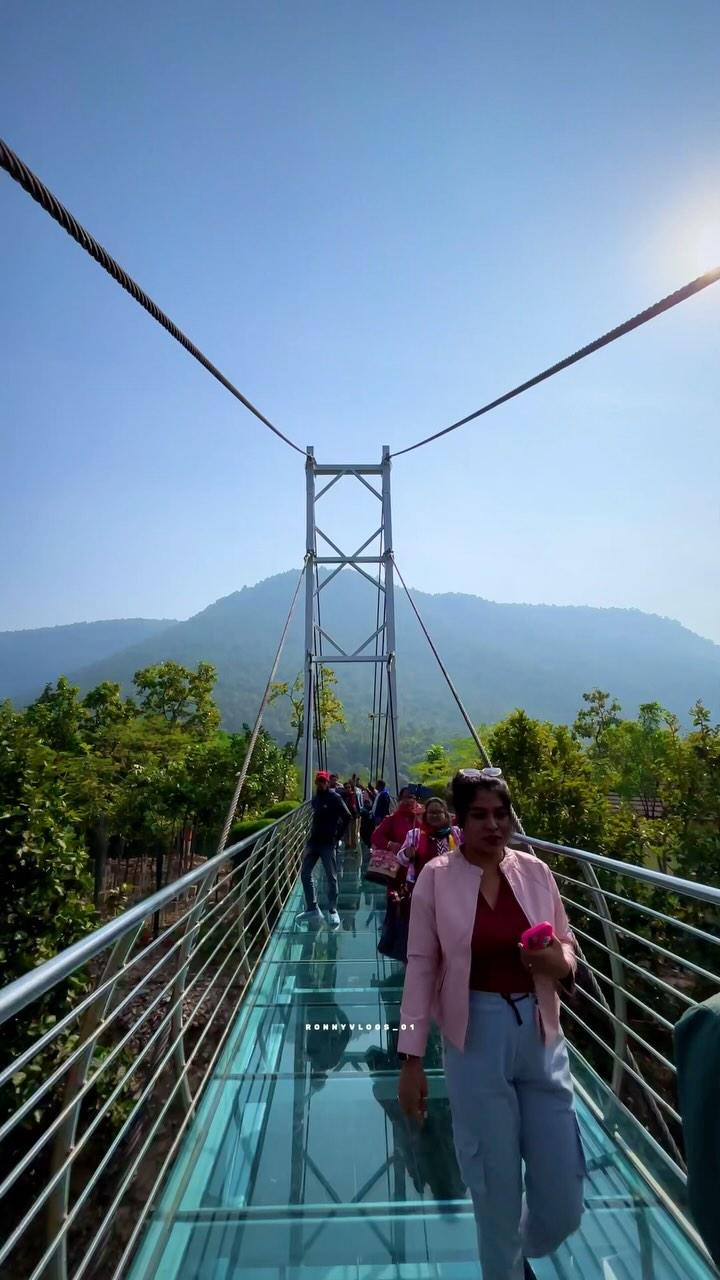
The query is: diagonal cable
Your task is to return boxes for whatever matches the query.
[215,559,307,853]
[0,136,306,458]
[392,555,493,766]
[392,267,720,457]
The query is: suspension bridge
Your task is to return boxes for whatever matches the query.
[1,137,720,1280]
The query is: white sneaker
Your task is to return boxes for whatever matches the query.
[326,909,341,928]
[297,907,323,925]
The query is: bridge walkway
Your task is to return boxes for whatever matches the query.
[127,846,712,1280]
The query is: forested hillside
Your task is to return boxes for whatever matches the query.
[3,571,719,776]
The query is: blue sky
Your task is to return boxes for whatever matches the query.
[1,1,719,641]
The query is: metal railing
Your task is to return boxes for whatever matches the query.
[2,810,719,1279]
[0,804,310,1280]
[514,834,720,1197]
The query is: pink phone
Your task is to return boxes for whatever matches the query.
[521,922,554,951]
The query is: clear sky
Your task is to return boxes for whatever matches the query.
[1,1,719,641]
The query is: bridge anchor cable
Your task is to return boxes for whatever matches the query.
[0,137,306,457]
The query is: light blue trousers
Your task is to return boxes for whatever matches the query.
[444,991,586,1280]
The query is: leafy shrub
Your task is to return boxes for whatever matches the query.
[262,800,298,819]
[228,817,275,844]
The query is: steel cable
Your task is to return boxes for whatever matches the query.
[0,137,306,458]
[214,559,307,855]
[392,267,720,457]
[391,554,493,765]
[314,559,328,772]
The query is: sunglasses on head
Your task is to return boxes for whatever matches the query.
[457,767,503,780]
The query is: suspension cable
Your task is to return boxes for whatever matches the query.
[391,267,720,457]
[215,559,307,853]
[392,555,535,854]
[368,535,385,781]
[314,559,328,772]
[380,678,390,781]
[313,640,326,773]
[385,656,400,796]
[0,137,306,458]
[392,555,493,764]
[374,596,388,781]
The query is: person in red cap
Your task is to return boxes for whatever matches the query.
[299,772,351,927]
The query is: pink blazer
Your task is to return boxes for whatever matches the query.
[397,847,576,1057]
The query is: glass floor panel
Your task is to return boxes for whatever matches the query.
[129,851,714,1280]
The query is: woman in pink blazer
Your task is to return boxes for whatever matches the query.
[397,769,585,1280]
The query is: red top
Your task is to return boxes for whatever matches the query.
[469,874,533,994]
[372,808,418,851]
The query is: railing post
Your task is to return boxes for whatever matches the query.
[257,831,276,942]
[576,862,628,1100]
[45,927,141,1280]
[169,861,223,1113]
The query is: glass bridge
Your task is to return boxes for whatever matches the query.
[0,807,718,1280]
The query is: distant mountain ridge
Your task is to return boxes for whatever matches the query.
[0,618,178,703]
[2,576,718,761]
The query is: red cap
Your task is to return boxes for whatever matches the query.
[315,770,331,782]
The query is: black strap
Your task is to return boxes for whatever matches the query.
[501,993,530,1026]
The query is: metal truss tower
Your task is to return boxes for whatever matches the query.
[302,446,399,799]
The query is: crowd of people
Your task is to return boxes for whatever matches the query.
[298,765,719,1280]
[298,770,394,927]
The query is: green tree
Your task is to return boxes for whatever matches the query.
[269,666,345,760]
[83,681,136,734]
[410,736,485,793]
[489,711,607,848]
[0,719,97,983]
[411,743,451,791]
[133,660,220,737]
[24,677,89,754]
[573,688,622,756]
[666,700,720,886]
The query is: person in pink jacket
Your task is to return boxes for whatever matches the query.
[397,768,585,1280]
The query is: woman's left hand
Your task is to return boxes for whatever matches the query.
[519,937,571,981]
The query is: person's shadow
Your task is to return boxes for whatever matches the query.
[362,970,462,1213]
[368,1059,465,1214]
[297,928,352,1085]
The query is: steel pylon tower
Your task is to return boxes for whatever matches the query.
[302,446,399,799]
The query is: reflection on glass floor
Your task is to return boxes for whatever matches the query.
[129,849,714,1280]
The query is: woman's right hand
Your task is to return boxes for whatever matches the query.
[398,1059,428,1124]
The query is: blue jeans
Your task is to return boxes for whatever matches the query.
[301,842,338,911]
[444,991,586,1280]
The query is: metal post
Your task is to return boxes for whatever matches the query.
[381,446,400,794]
[303,448,316,800]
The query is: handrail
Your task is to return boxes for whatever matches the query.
[0,802,311,1280]
[512,832,720,908]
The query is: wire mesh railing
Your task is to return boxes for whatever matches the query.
[515,833,720,1222]
[0,803,310,1280]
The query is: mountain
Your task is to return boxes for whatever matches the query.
[0,618,178,704]
[3,573,718,773]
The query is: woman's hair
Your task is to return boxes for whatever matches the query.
[424,796,449,817]
[451,772,513,827]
